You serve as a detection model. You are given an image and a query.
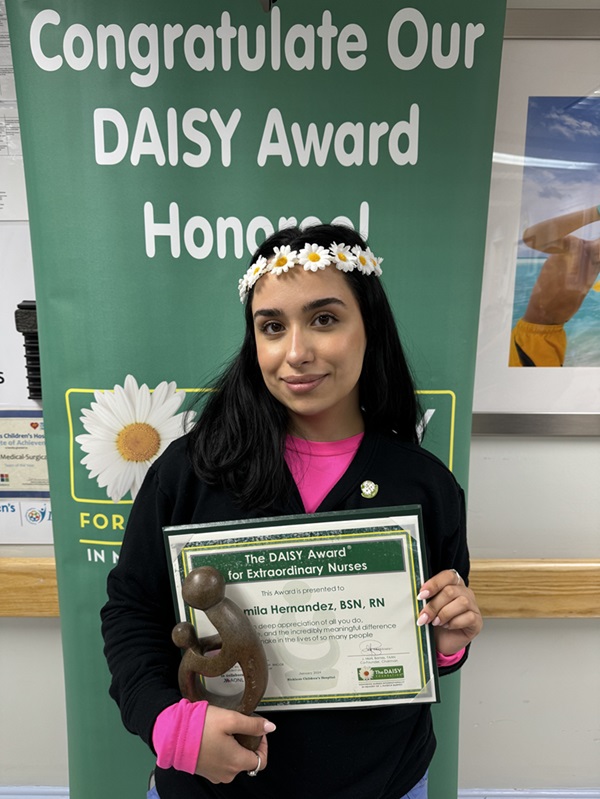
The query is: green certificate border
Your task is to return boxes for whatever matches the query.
[164,506,439,710]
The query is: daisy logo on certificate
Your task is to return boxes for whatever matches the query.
[75,374,195,502]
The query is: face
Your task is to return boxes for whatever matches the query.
[252,265,367,441]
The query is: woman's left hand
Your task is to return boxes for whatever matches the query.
[416,569,483,655]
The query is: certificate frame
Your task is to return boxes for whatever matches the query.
[164,506,439,711]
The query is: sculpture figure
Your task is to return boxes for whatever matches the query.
[172,566,268,751]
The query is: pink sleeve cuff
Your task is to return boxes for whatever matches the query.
[436,648,466,668]
[153,699,208,774]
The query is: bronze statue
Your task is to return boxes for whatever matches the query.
[172,566,268,751]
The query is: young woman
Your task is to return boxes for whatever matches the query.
[101,223,483,799]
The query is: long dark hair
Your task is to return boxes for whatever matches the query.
[188,224,422,510]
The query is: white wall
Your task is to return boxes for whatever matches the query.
[0,617,68,786]
[460,437,600,789]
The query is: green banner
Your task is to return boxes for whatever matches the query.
[6,1,505,797]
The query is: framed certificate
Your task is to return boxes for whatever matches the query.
[164,506,438,711]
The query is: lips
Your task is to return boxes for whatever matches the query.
[281,374,327,393]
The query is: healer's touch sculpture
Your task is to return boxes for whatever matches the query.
[172,566,269,751]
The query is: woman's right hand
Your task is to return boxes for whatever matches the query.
[195,705,275,784]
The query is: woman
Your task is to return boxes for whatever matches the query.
[101,223,483,799]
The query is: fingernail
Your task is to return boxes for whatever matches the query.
[417,612,428,627]
[264,721,276,733]
[432,616,441,627]
[417,590,430,600]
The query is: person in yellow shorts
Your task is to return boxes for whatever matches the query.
[510,204,600,366]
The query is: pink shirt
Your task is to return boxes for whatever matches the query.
[284,433,364,512]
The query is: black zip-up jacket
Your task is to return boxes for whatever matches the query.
[101,431,470,799]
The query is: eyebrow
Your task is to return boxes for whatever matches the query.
[253,297,346,320]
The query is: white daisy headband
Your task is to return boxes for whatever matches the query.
[238,241,383,303]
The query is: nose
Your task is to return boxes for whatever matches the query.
[286,325,314,368]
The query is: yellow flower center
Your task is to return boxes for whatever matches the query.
[359,255,366,265]
[275,256,288,267]
[116,422,160,462]
[308,252,321,262]
[253,265,262,275]
[338,252,347,261]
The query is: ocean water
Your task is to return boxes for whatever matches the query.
[512,257,600,367]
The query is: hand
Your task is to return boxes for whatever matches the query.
[195,706,275,784]
[416,569,483,656]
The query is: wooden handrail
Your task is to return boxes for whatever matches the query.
[0,557,598,619]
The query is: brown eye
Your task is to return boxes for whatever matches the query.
[262,321,284,335]
[313,313,336,327]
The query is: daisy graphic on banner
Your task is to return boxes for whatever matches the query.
[75,374,194,502]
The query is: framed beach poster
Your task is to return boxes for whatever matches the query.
[473,30,600,418]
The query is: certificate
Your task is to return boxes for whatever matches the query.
[164,507,438,711]
[0,410,50,497]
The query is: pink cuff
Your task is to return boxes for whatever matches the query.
[153,699,208,774]
[436,648,465,668]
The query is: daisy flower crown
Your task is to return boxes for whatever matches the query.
[238,241,383,303]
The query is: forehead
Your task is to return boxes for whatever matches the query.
[251,265,358,310]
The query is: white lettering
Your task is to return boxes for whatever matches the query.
[29,9,370,83]
[238,25,266,71]
[96,25,126,70]
[182,109,211,168]
[387,8,428,71]
[259,109,418,168]
[209,108,242,167]
[464,23,485,69]
[163,24,184,69]
[142,202,369,261]
[93,108,128,165]
[388,104,419,165]
[185,25,215,71]
[131,107,165,166]
[316,11,337,71]
[216,12,237,71]
[285,24,315,71]
[257,108,292,167]
[30,10,63,71]
[337,24,367,71]
[291,122,333,167]
[246,216,275,253]
[63,24,94,71]
[334,122,364,167]
[184,216,214,259]
[432,22,460,69]
[144,202,180,257]
[216,217,244,259]
[129,24,159,88]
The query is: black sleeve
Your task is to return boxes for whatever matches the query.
[435,484,472,677]
[100,466,183,750]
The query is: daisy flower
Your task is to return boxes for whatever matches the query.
[365,246,383,276]
[360,667,373,681]
[248,255,268,284]
[351,246,372,274]
[75,374,194,502]
[238,275,250,303]
[270,246,298,275]
[330,243,357,272]
[298,243,332,272]
[239,256,269,302]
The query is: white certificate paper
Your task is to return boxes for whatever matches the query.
[165,507,438,710]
